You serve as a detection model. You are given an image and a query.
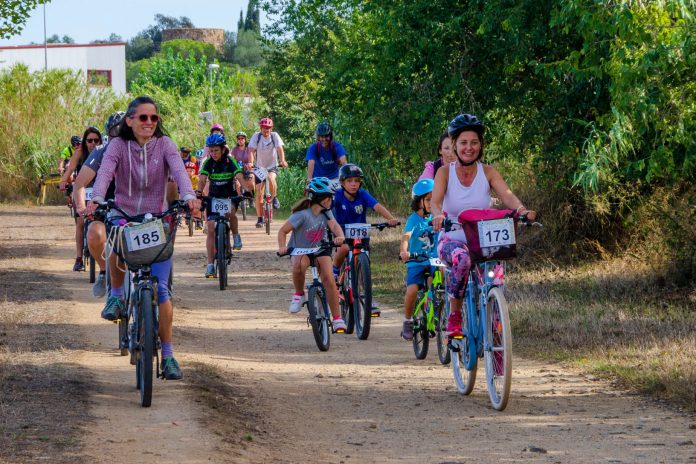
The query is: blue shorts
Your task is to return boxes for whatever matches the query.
[405,263,431,287]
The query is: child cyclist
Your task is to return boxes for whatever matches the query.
[398,179,436,340]
[278,177,348,332]
[332,164,399,315]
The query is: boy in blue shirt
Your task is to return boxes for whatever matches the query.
[332,164,399,315]
[305,122,348,182]
[399,179,436,340]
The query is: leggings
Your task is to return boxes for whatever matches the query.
[152,258,173,304]
[437,236,471,300]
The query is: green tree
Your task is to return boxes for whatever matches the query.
[234,29,263,68]
[46,33,74,44]
[222,30,237,63]
[0,0,48,40]
[127,34,155,61]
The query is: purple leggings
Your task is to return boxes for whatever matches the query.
[437,236,471,299]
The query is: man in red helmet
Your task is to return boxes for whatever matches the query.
[248,117,288,227]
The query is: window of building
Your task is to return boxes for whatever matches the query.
[87,69,112,87]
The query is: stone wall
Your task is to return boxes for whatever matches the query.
[162,28,224,51]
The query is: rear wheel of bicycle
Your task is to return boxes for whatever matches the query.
[118,316,129,356]
[339,263,355,334]
[434,288,450,365]
[138,288,154,407]
[216,222,227,291]
[353,253,372,340]
[307,286,330,351]
[485,286,512,411]
[451,301,476,395]
[412,300,429,360]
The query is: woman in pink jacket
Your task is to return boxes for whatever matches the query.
[88,96,200,380]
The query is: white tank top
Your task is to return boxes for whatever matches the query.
[441,161,491,241]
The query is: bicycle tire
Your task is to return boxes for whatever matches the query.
[118,316,129,356]
[451,300,476,395]
[241,199,247,221]
[264,203,271,235]
[307,285,330,351]
[484,286,512,411]
[353,253,372,340]
[339,262,355,334]
[217,222,227,291]
[88,255,96,283]
[434,286,450,365]
[412,296,429,360]
[188,216,194,236]
[138,287,154,407]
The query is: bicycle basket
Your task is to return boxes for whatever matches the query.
[116,219,174,267]
[457,208,517,262]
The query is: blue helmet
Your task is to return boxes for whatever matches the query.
[307,177,334,199]
[411,178,434,198]
[206,133,226,147]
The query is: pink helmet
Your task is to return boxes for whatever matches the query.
[210,123,224,133]
[259,117,273,128]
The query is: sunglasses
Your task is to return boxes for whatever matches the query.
[86,138,100,143]
[132,114,160,123]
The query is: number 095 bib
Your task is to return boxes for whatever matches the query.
[211,198,232,214]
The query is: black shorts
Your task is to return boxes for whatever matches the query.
[254,166,278,185]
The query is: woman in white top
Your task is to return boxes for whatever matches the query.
[431,114,537,337]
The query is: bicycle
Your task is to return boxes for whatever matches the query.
[254,167,273,235]
[337,222,400,340]
[81,187,96,283]
[98,199,187,407]
[443,212,541,410]
[278,242,342,351]
[202,195,242,291]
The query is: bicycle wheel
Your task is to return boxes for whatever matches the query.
[339,262,355,334]
[412,296,429,360]
[88,255,96,283]
[264,202,272,235]
[484,286,512,411]
[307,285,330,351]
[138,287,154,407]
[434,286,450,365]
[118,312,129,357]
[451,301,476,395]
[241,199,247,221]
[216,222,227,291]
[188,215,194,236]
[352,253,372,340]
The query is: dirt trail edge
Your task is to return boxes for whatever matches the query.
[8,205,695,464]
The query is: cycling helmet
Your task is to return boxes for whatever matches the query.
[210,123,224,133]
[306,177,334,200]
[338,164,364,182]
[70,135,82,146]
[315,122,333,138]
[235,131,247,139]
[447,113,485,139]
[195,148,204,158]
[105,111,125,131]
[180,146,191,153]
[259,117,273,128]
[206,133,226,147]
[411,179,434,198]
[184,161,197,171]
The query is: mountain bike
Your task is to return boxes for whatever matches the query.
[81,187,96,283]
[98,199,187,407]
[278,242,341,351]
[337,222,399,340]
[444,212,541,410]
[254,167,273,235]
[202,195,242,291]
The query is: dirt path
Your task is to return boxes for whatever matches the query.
[2,205,695,463]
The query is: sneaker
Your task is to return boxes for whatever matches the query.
[289,293,305,314]
[203,224,208,234]
[333,318,347,332]
[101,296,125,321]
[161,357,183,380]
[255,218,263,228]
[232,234,242,250]
[272,196,281,209]
[205,264,215,278]
[446,310,463,337]
[73,257,84,272]
[371,303,381,317]
[195,220,203,230]
[401,320,414,341]
[92,273,107,298]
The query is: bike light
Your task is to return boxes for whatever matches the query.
[488,271,494,278]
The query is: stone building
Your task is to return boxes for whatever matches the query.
[161,28,225,52]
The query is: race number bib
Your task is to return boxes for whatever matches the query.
[345,223,370,239]
[211,198,232,214]
[478,218,515,248]
[253,167,268,182]
[429,257,445,267]
[125,220,165,251]
[84,188,94,202]
[290,247,320,256]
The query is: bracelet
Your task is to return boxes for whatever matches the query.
[516,205,527,214]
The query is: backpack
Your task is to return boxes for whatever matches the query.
[255,132,277,149]
[312,141,341,164]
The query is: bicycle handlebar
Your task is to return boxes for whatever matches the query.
[95,199,189,222]
[369,222,401,231]
[277,241,337,257]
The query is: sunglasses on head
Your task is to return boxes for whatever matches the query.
[132,114,160,123]
[86,137,100,143]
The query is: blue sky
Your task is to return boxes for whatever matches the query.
[0,0,259,46]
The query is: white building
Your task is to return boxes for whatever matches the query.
[0,42,126,94]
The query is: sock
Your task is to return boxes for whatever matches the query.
[404,317,411,322]
[294,291,304,296]
[161,341,173,359]
[110,286,124,299]
[333,315,343,321]
[258,216,263,221]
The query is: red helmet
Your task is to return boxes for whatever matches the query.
[259,117,273,128]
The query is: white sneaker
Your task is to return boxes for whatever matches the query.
[288,293,305,313]
[92,273,107,298]
[333,318,347,332]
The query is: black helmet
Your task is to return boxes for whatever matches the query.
[339,164,364,182]
[105,111,125,132]
[315,122,333,138]
[447,113,485,140]
[70,135,82,146]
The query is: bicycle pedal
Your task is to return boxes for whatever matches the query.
[335,329,345,334]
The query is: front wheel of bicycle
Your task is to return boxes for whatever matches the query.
[264,202,272,235]
[138,288,154,407]
[353,253,372,340]
[307,285,330,351]
[484,286,512,411]
[216,222,227,291]
[451,299,476,395]
[412,299,430,360]
[339,263,355,334]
